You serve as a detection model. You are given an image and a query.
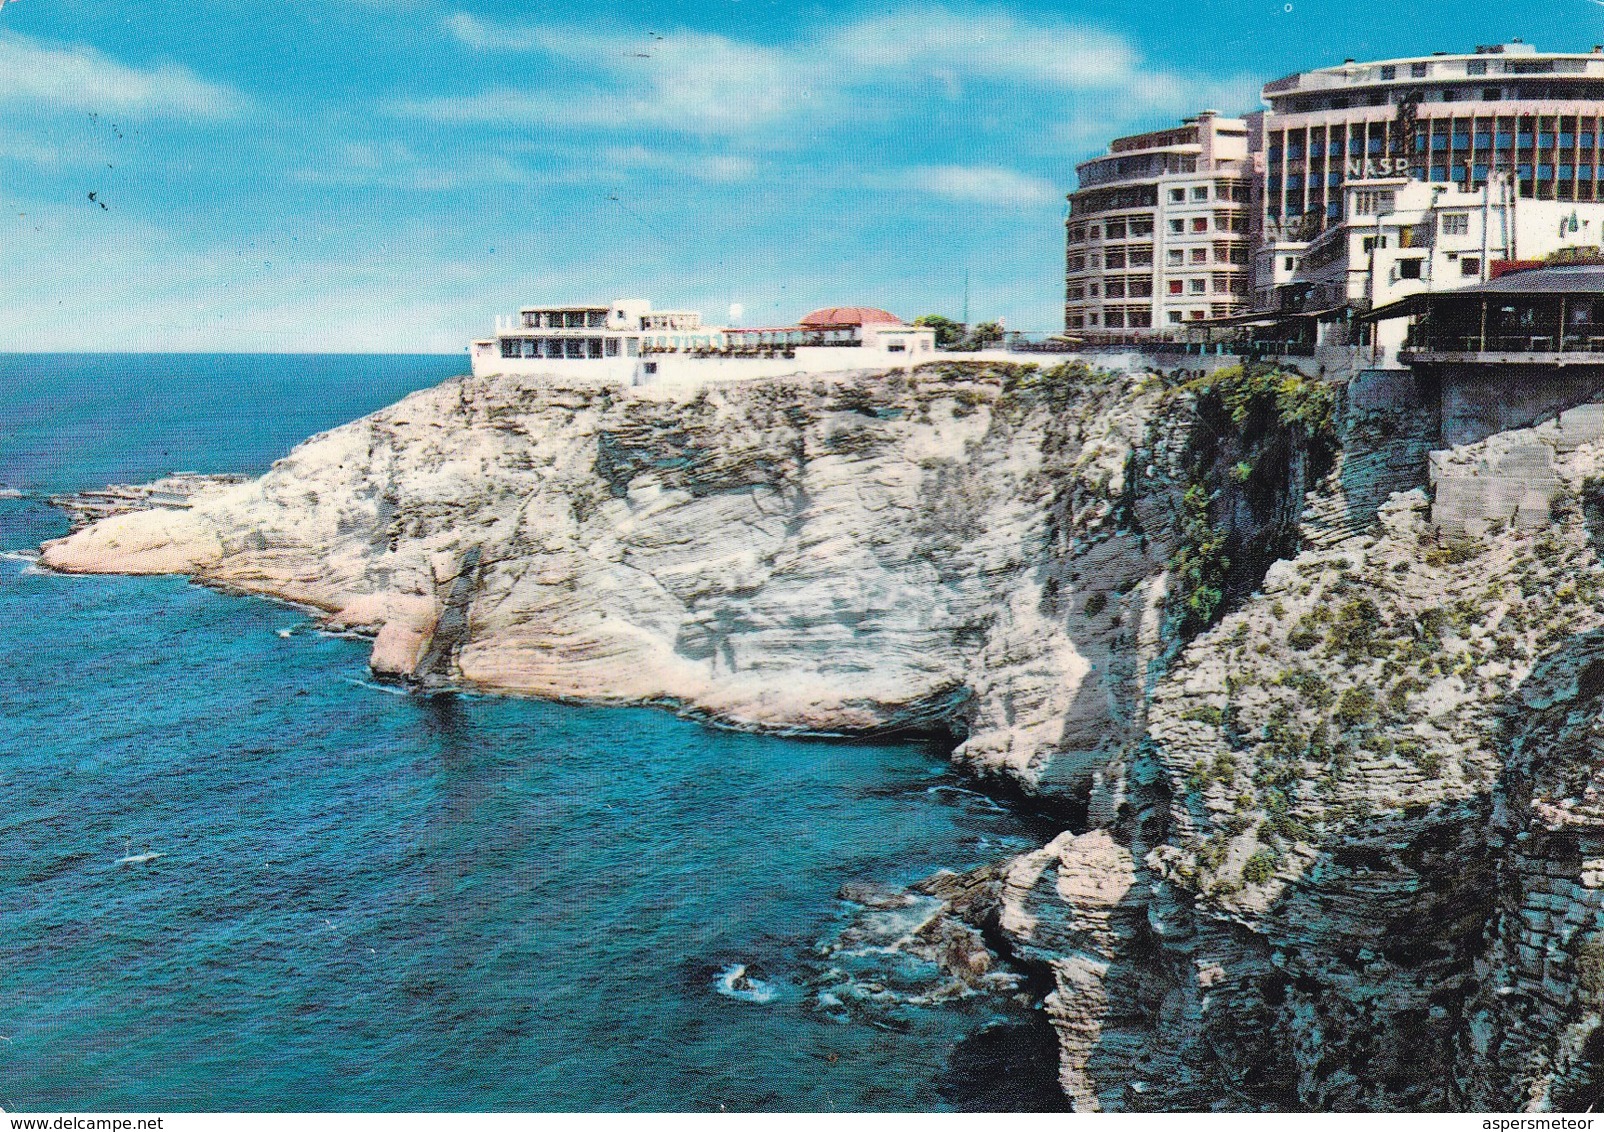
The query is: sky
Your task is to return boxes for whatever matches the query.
[3,0,1603,352]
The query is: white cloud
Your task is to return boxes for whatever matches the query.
[0,32,250,118]
[421,6,1264,142]
[293,142,538,191]
[884,164,1059,206]
[602,145,757,184]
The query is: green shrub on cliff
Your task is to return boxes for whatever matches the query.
[1170,483,1230,636]
[1326,595,1385,661]
[1334,685,1378,727]
[1183,364,1338,444]
[1423,536,1485,568]
[1242,849,1281,886]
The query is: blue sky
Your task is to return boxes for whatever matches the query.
[2,0,1601,351]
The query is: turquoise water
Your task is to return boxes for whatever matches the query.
[0,355,1056,1112]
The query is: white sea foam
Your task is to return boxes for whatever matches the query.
[713,963,779,1005]
[340,676,410,697]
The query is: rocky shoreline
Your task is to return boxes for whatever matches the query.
[40,358,1604,1109]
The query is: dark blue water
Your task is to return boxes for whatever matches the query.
[0,355,1049,1112]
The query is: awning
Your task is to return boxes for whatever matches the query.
[1209,305,1351,328]
[1358,294,1431,323]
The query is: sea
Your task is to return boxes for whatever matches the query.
[0,355,1062,1112]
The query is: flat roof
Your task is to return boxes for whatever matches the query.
[1364,266,1604,321]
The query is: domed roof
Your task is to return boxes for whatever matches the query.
[798,306,903,327]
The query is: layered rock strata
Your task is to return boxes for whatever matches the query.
[41,364,1182,797]
[51,355,1604,1109]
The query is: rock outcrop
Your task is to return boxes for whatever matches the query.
[51,354,1604,1109]
[42,363,1193,798]
[990,394,1604,1111]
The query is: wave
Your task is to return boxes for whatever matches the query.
[713,963,779,1005]
[340,677,411,698]
[924,783,1010,813]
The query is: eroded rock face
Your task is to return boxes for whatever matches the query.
[61,357,1604,1109]
[40,364,1183,799]
[1026,408,1604,1111]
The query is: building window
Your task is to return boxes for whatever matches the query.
[1168,280,1184,295]
[1188,279,1206,294]
[1188,310,1205,321]
[1067,225,1085,243]
[1462,257,1481,276]
[1440,211,1470,236]
[605,337,620,357]
[1190,248,1209,264]
[1468,59,1487,76]
[1353,190,1395,216]
[1166,249,1184,266]
[1167,312,1182,325]
[1106,278,1127,298]
[1168,188,1185,203]
[1398,258,1423,279]
[1284,256,1297,271]
[1067,284,1084,300]
[1190,186,1209,201]
[1484,87,1502,101]
[1410,62,1428,78]
[1191,217,1209,232]
[1105,220,1127,239]
[1168,219,1185,234]
[1380,64,1397,80]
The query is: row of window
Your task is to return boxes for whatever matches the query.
[1270,176,1604,223]
[1068,244,1252,273]
[1070,208,1249,242]
[1164,181,1252,204]
[1065,305,1242,330]
[1279,81,1604,113]
[519,311,609,330]
[501,336,629,359]
[1068,277,1155,300]
[1166,276,1248,296]
[1068,275,1245,298]
[1067,217,1157,242]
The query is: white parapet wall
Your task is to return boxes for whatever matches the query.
[469,341,947,386]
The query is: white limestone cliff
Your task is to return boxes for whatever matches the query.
[41,363,1179,797]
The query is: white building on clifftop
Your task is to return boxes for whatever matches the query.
[470,300,937,385]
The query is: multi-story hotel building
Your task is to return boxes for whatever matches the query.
[1255,41,1604,308]
[1064,111,1254,335]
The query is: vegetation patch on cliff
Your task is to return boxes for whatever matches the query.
[1159,363,1339,640]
